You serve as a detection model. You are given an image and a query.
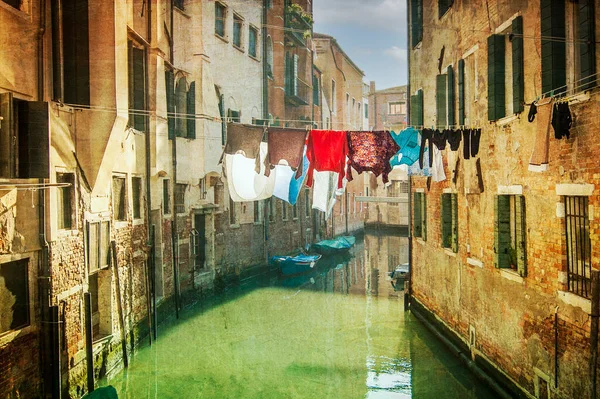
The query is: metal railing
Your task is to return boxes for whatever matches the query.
[565,196,592,298]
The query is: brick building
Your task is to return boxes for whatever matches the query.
[368,82,408,132]
[408,0,599,398]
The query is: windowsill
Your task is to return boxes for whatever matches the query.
[229,223,240,229]
[412,42,422,50]
[233,44,245,53]
[0,324,36,347]
[56,228,79,237]
[253,221,263,226]
[114,220,128,229]
[0,2,31,20]
[444,248,457,257]
[249,54,260,62]
[282,219,289,222]
[557,290,591,313]
[499,268,524,284]
[133,218,145,226]
[467,257,483,268]
[215,33,229,44]
[174,6,190,18]
[568,91,591,106]
[415,237,425,245]
[496,114,519,126]
[92,333,113,346]
[293,217,298,221]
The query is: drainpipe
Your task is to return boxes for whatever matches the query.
[406,0,412,311]
[262,0,269,265]
[590,271,599,398]
[144,0,153,345]
[171,109,180,319]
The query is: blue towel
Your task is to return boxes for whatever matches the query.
[390,127,421,167]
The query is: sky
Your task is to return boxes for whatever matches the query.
[313,0,408,91]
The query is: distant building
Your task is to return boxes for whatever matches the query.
[368,82,407,132]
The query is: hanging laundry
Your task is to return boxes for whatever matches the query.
[431,147,446,182]
[447,129,462,151]
[470,129,482,157]
[407,151,432,177]
[312,170,338,218]
[306,130,348,189]
[461,128,482,159]
[220,123,265,173]
[462,129,471,160]
[266,127,307,177]
[528,102,537,122]
[551,101,572,139]
[529,98,554,171]
[273,151,309,205]
[419,128,435,169]
[390,127,420,166]
[225,142,276,202]
[346,131,400,184]
[432,129,448,150]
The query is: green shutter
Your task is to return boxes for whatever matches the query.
[488,34,505,121]
[515,195,527,277]
[410,90,424,127]
[187,82,196,139]
[293,54,299,96]
[165,69,175,140]
[512,16,524,114]
[438,0,453,18]
[451,193,458,253]
[494,195,511,268]
[447,65,455,127]
[413,192,422,237]
[458,59,465,125]
[417,90,424,126]
[17,101,50,179]
[422,193,427,241]
[541,0,566,96]
[441,193,452,248]
[436,74,447,128]
[411,0,423,47]
[578,0,596,91]
[133,47,146,131]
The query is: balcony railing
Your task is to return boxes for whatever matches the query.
[285,75,310,106]
[285,9,311,47]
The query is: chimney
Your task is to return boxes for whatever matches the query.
[369,81,376,95]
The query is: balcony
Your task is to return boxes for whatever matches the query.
[285,8,312,47]
[285,75,310,106]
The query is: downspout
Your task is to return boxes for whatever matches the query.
[262,0,268,264]
[171,112,180,318]
[406,0,413,311]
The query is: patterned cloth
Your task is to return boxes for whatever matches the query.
[346,131,400,184]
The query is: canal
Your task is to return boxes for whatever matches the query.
[103,232,496,398]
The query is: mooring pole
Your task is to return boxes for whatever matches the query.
[84,293,94,393]
[111,241,129,367]
[590,270,599,399]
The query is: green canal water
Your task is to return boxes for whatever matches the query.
[104,233,496,398]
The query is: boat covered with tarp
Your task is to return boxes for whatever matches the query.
[270,254,322,276]
[311,236,356,255]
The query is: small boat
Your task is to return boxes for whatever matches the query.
[388,263,409,280]
[311,236,356,255]
[271,254,322,276]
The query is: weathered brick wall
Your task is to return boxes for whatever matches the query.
[410,1,600,397]
[0,332,40,398]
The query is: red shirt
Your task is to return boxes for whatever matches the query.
[306,130,348,189]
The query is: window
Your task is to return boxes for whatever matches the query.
[436,74,447,128]
[175,77,187,137]
[2,0,26,12]
[163,179,171,214]
[389,102,405,115]
[487,17,524,121]
[199,177,207,200]
[132,176,142,219]
[87,220,110,273]
[0,258,30,334]
[346,93,350,120]
[564,196,592,298]
[292,203,298,219]
[175,184,186,214]
[494,195,527,276]
[441,193,458,252]
[173,0,184,10]
[229,197,238,225]
[575,0,596,91]
[541,0,566,96]
[166,68,175,139]
[305,190,310,217]
[57,172,75,230]
[215,2,226,38]
[128,40,147,131]
[352,98,356,125]
[282,200,288,221]
[438,0,453,18]
[254,201,262,223]
[313,74,320,105]
[410,0,423,47]
[227,109,241,123]
[365,103,368,118]
[52,0,89,105]
[269,197,276,222]
[233,14,243,48]
[112,176,127,221]
[413,192,427,240]
[266,37,274,77]
[331,80,336,111]
[410,89,424,127]
[249,26,258,58]
[88,269,112,341]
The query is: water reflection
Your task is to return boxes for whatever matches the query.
[105,232,495,398]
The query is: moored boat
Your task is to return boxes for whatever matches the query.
[311,236,356,255]
[270,254,322,276]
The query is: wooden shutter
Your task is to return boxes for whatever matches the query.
[441,193,452,248]
[578,0,596,91]
[487,34,505,121]
[417,89,423,126]
[187,82,196,139]
[421,193,427,241]
[458,59,465,125]
[411,0,423,47]
[293,54,299,96]
[410,89,424,127]
[413,192,422,237]
[62,0,90,106]
[512,16,524,113]
[436,74,447,128]
[410,94,418,126]
[541,0,566,95]
[133,46,146,131]
[17,102,50,178]
[494,195,511,268]
[0,92,13,177]
[165,69,175,139]
[451,194,458,252]
[447,65,455,127]
[515,195,527,277]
